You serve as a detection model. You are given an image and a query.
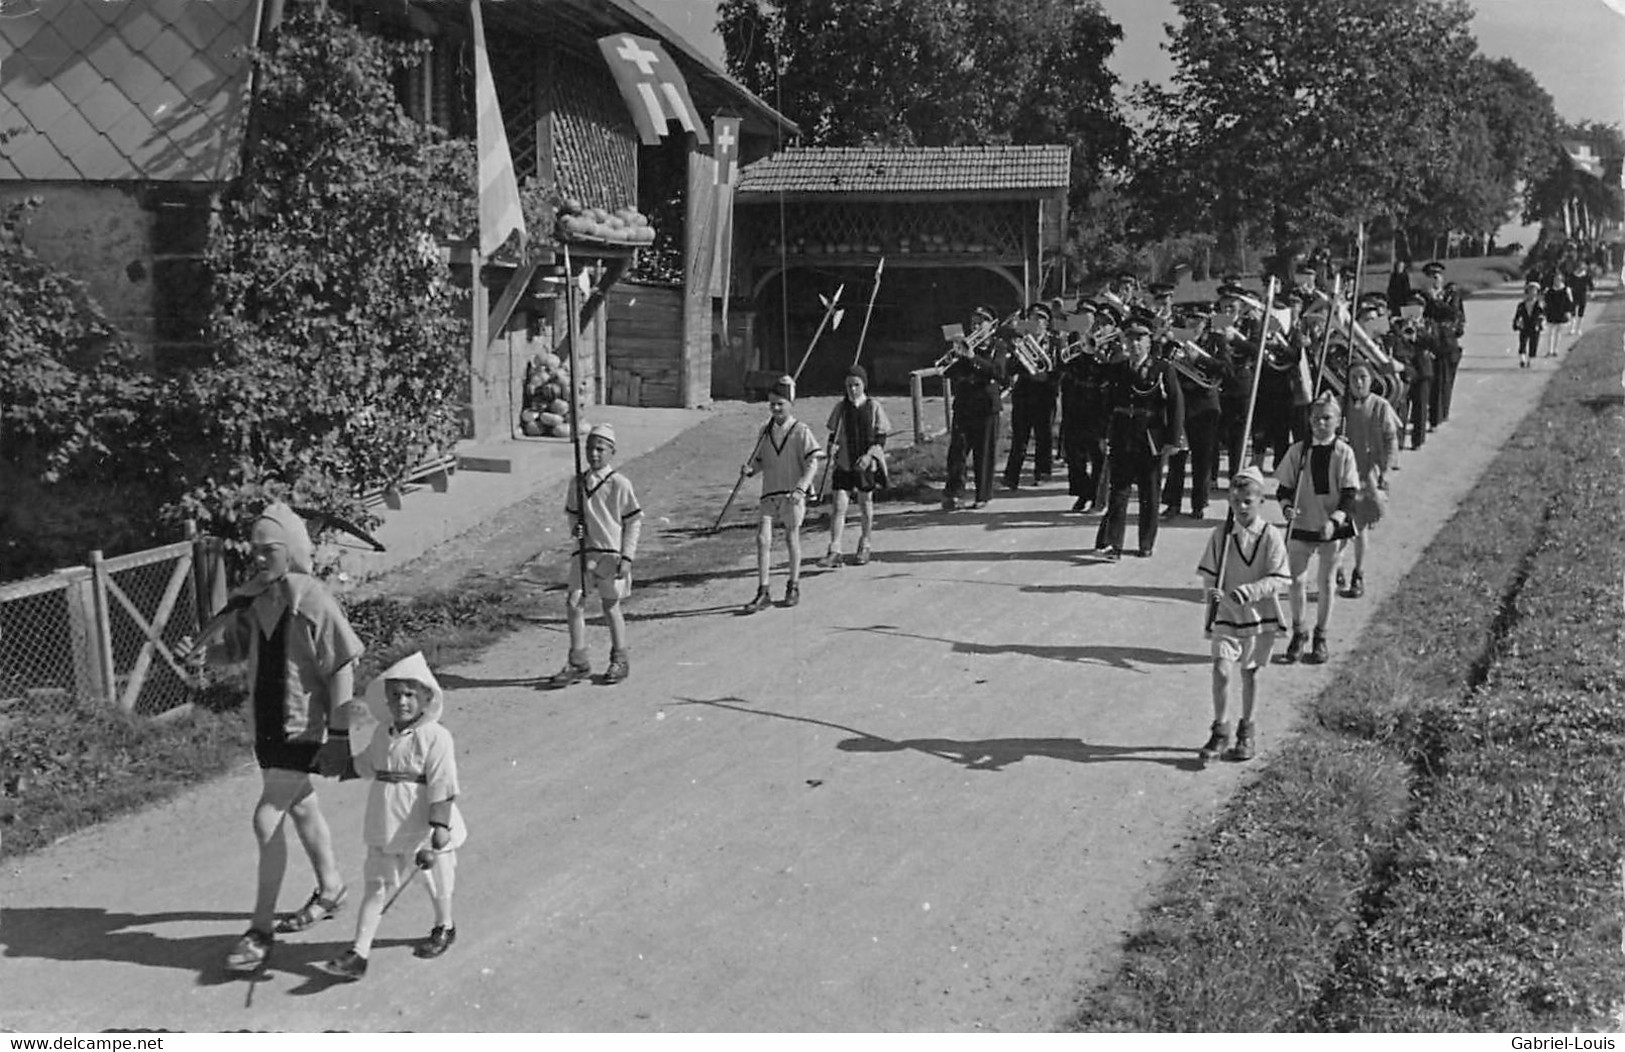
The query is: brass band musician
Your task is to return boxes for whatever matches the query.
[941,305,1008,511]
[1002,302,1060,490]
[1093,318,1184,559]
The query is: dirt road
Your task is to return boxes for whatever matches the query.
[0,283,1594,1031]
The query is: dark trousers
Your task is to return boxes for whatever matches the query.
[1095,443,1163,554]
[1063,420,1106,498]
[946,411,1000,503]
[1162,409,1219,515]
[1407,378,1431,449]
[1004,395,1054,485]
[1431,354,1458,425]
[1219,401,1251,479]
[1517,330,1540,358]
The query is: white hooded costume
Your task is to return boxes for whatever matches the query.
[351,651,467,855]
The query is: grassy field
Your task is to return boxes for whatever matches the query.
[1070,295,1623,1031]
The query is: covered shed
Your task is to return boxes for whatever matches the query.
[731,145,1070,394]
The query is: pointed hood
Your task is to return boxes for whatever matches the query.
[363,651,445,726]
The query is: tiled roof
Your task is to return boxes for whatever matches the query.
[736,145,1070,196]
[0,0,256,182]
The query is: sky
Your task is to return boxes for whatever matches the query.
[641,0,1625,130]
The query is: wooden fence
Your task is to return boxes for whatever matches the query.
[0,530,222,720]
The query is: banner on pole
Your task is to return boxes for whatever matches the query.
[597,34,710,146]
[471,0,526,258]
[711,116,740,303]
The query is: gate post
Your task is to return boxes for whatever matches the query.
[88,550,117,709]
[64,566,108,705]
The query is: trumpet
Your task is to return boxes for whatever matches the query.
[932,319,993,370]
[1059,325,1121,364]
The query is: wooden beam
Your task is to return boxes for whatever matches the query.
[487,263,539,350]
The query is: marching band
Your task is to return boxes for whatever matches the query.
[931,260,1431,541]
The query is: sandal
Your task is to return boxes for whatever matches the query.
[224,927,274,973]
[274,885,347,934]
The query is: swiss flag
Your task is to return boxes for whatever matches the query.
[597,34,710,146]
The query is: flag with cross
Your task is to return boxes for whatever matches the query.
[597,34,710,146]
[710,116,741,300]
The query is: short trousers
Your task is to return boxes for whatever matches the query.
[759,492,807,528]
[832,466,879,493]
[566,552,630,600]
[255,735,322,773]
[1212,629,1277,670]
[1289,523,1356,545]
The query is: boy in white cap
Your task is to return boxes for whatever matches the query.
[546,423,642,687]
[1196,467,1290,762]
[186,501,363,974]
[316,651,466,980]
[740,376,823,613]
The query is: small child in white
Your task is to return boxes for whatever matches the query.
[546,423,643,687]
[316,652,465,981]
[1196,468,1291,762]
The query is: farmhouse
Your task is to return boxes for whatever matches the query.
[0,0,798,437]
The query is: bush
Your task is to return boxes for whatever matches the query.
[175,7,476,548]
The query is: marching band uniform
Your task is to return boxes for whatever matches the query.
[1388,296,1434,450]
[1093,321,1184,558]
[1420,263,1463,427]
[1003,304,1059,490]
[1060,303,1117,513]
[1161,342,1222,520]
[942,307,1008,510]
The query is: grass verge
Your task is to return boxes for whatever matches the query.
[1070,301,1623,1031]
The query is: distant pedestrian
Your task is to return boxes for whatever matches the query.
[1542,273,1573,358]
[316,652,467,981]
[188,502,363,975]
[1566,261,1592,334]
[1385,258,1412,318]
[1195,467,1290,763]
[819,365,891,568]
[1275,395,1358,666]
[545,423,641,687]
[740,376,823,613]
[1512,281,1544,369]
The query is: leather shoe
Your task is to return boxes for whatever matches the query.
[414,925,457,959]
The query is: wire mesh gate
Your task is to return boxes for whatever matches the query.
[0,534,224,720]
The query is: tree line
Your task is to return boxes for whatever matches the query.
[719,0,1623,279]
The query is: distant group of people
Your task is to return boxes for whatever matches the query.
[1511,243,1599,367]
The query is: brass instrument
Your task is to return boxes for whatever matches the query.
[1059,324,1122,365]
[1009,329,1055,377]
[932,319,994,370]
[1162,339,1225,390]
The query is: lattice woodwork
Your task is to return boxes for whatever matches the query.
[742,201,1027,262]
[546,51,638,211]
[489,43,538,183]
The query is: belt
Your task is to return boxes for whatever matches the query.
[375,771,427,784]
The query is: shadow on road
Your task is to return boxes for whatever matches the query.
[0,906,416,992]
[838,624,1207,669]
[673,696,1204,773]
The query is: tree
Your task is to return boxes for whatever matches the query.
[716,0,1130,186]
[1131,0,1479,270]
[177,7,476,545]
[1405,56,1560,249]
